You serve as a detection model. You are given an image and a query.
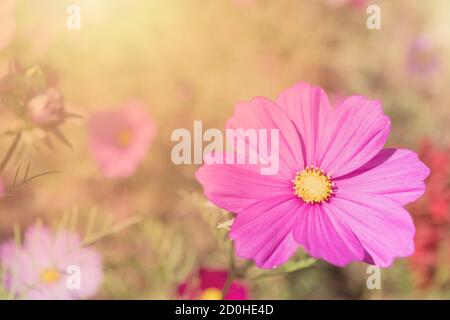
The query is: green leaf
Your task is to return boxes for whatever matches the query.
[249,258,316,281]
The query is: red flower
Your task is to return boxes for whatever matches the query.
[178,268,248,300]
[409,140,450,287]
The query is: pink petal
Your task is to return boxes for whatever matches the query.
[329,191,415,267]
[88,102,156,178]
[229,196,300,269]
[225,282,249,300]
[58,248,103,299]
[23,224,54,268]
[199,268,248,299]
[53,230,82,260]
[196,156,292,213]
[226,96,304,180]
[198,268,228,290]
[317,96,391,177]
[293,204,365,267]
[335,148,430,205]
[277,82,332,166]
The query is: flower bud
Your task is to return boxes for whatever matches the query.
[26,88,65,128]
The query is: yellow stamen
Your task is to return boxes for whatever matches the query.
[40,268,61,284]
[293,166,333,204]
[199,288,223,300]
[117,130,132,147]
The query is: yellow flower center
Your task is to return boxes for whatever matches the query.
[293,166,333,204]
[417,50,435,66]
[40,268,61,284]
[199,288,223,300]
[117,129,133,147]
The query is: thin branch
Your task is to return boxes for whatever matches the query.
[222,242,237,298]
[0,133,21,174]
[12,170,60,189]
[82,216,142,247]
[221,272,235,299]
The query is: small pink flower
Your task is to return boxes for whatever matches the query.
[196,82,430,269]
[0,224,103,300]
[407,34,440,78]
[88,102,156,178]
[26,88,65,128]
[178,268,248,300]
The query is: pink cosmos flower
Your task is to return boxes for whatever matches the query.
[0,224,103,300]
[178,268,248,300]
[196,82,430,269]
[88,102,156,178]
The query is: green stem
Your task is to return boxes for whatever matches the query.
[249,258,316,281]
[222,242,237,298]
[221,271,236,299]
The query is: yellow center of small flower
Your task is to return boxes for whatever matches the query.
[199,288,223,300]
[417,50,435,66]
[293,166,333,204]
[117,130,132,147]
[40,268,61,284]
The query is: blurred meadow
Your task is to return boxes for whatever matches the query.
[0,0,449,299]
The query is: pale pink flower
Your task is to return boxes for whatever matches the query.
[0,224,103,300]
[407,34,440,78]
[88,102,156,178]
[26,88,65,128]
[196,82,429,269]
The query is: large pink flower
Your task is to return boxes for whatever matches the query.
[88,102,156,178]
[0,224,103,300]
[196,82,430,269]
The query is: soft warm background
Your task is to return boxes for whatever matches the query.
[0,0,449,299]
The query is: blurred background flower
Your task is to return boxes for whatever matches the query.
[0,0,449,299]
[407,34,441,78]
[0,223,103,299]
[88,102,156,178]
[178,268,249,300]
[408,141,450,290]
